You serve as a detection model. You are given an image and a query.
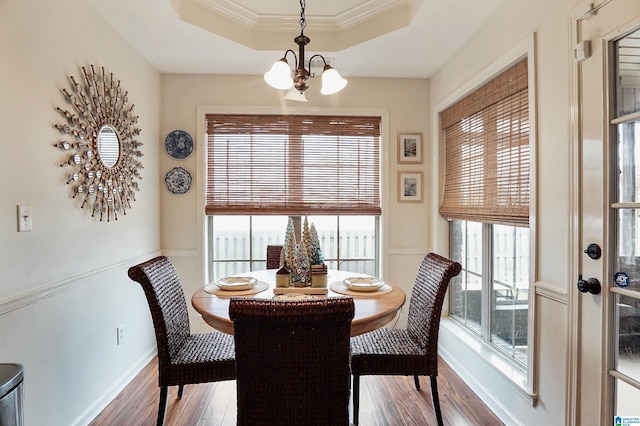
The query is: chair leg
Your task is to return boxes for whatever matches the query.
[414,374,421,390]
[353,375,360,425]
[178,384,184,398]
[157,386,168,426]
[430,376,443,426]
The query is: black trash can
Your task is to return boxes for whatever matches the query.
[0,364,23,426]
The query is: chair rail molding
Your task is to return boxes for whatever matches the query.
[0,251,161,316]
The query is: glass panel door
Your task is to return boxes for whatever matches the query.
[611,27,640,418]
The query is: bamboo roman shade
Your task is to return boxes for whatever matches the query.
[439,58,530,227]
[205,114,381,215]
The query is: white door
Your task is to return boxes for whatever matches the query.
[576,0,640,423]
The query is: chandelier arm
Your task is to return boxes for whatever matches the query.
[307,54,328,74]
[283,49,298,68]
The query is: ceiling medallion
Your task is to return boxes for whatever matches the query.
[54,65,143,222]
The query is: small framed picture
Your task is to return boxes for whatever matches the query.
[398,133,422,164]
[398,172,423,203]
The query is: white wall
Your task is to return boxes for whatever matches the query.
[0,0,161,424]
[430,0,578,424]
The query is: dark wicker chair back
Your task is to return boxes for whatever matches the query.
[128,256,190,371]
[266,244,283,269]
[229,297,355,426]
[406,252,463,370]
[350,252,462,426]
[128,256,236,426]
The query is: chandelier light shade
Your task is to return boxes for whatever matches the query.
[264,59,294,90]
[283,87,309,102]
[320,65,348,95]
[264,0,347,99]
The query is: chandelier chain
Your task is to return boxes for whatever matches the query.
[299,0,306,34]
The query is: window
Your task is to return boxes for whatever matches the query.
[208,215,379,281]
[441,58,531,369]
[205,114,381,279]
[450,220,530,366]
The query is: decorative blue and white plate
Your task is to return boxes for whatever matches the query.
[165,167,192,194]
[164,130,193,160]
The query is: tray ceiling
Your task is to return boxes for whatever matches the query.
[84,0,507,78]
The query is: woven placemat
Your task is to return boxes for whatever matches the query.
[272,294,318,301]
[204,280,269,296]
[329,281,392,296]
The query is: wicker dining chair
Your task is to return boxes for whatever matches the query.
[350,253,462,426]
[127,256,236,426]
[266,244,283,269]
[229,297,355,425]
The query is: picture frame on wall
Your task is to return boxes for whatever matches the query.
[398,172,423,203]
[397,133,422,164]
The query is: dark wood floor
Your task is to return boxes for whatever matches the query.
[89,356,502,425]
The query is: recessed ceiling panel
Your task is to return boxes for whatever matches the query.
[231,0,371,17]
[184,0,421,51]
[83,0,508,78]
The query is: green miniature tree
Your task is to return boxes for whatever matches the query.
[309,223,324,265]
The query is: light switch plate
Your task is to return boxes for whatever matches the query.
[17,205,32,232]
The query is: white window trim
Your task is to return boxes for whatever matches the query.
[439,318,537,424]
[432,33,538,395]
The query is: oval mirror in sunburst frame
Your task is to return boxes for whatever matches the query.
[53,65,143,222]
[97,124,121,168]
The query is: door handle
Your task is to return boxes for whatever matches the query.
[577,275,601,294]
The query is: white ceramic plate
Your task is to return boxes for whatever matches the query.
[343,277,384,292]
[216,276,257,291]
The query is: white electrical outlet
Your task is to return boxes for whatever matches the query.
[117,325,124,345]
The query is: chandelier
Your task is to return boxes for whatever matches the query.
[263,0,348,101]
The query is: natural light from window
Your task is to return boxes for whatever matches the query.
[208,215,379,281]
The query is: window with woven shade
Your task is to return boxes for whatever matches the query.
[205,113,382,280]
[440,58,530,227]
[445,57,533,375]
[205,114,381,216]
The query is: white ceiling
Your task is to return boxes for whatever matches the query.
[83,0,507,79]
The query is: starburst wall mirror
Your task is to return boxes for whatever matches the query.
[53,65,143,222]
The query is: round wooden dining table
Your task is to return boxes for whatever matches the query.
[191,269,406,336]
